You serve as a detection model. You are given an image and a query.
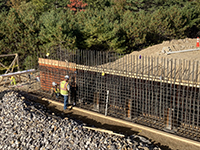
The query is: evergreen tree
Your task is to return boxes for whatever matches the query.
[0,0,9,11]
[39,9,77,55]
[81,8,126,52]
[84,0,111,10]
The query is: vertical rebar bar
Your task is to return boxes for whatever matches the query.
[142,56,145,117]
[136,55,139,116]
[194,61,199,128]
[163,57,166,119]
[197,72,200,128]
[155,56,159,118]
[172,59,176,129]
[150,56,154,117]
[177,59,182,126]
[130,55,133,119]
[159,57,163,119]
[133,55,136,117]
[189,61,195,129]
[148,56,151,116]
[181,59,186,127]
[146,56,150,117]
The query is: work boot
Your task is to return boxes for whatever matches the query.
[69,106,73,110]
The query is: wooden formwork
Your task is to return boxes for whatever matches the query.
[0,54,20,84]
[0,53,20,74]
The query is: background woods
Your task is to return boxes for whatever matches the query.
[0,0,200,69]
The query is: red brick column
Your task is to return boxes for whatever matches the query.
[38,58,76,91]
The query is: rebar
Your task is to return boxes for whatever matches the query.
[9,48,200,142]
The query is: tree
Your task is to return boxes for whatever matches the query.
[0,1,41,68]
[38,9,77,54]
[0,0,9,11]
[84,0,111,10]
[120,10,149,51]
[81,8,126,52]
[67,0,88,12]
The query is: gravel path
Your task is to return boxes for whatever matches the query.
[0,91,161,150]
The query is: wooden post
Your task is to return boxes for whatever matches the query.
[126,99,131,118]
[16,54,20,71]
[105,90,109,116]
[166,108,172,130]
[94,92,100,111]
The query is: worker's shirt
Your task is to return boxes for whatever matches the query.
[60,81,70,96]
[10,76,15,81]
[51,87,60,93]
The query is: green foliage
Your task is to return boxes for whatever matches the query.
[81,8,126,52]
[0,0,200,70]
[121,10,149,51]
[0,8,22,54]
[23,55,38,70]
[84,0,111,10]
[0,0,9,11]
[39,9,77,52]
[0,1,42,68]
[32,0,49,12]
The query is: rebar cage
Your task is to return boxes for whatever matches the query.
[7,49,200,142]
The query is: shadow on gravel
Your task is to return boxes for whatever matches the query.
[46,105,172,150]
[0,90,10,99]
[66,112,172,150]
[20,93,172,150]
[152,143,172,150]
[0,92,6,99]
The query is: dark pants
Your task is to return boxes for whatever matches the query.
[70,90,76,105]
[51,92,59,99]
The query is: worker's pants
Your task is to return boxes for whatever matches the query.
[11,81,16,85]
[52,92,59,99]
[63,95,68,110]
[56,93,59,99]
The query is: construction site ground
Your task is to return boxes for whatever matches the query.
[1,87,199,150]
[130,38,199,60]
[43,100,200,150]
[0,84,199,150]
[1,38,200,150]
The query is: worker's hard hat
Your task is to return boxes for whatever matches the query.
[64,75,69,79]
[52,82,57,86]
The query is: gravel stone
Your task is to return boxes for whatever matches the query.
[0,91,161,150]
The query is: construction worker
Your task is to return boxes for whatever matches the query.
[36,75,40,82]
[70,76,77,106]
[60,75,70,110]
[10,76,16,85]
[51,82,60,99]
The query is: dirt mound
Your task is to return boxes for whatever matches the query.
[100,38,199,80]
[131,38,199,61]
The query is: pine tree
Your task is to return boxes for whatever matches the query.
[39,9,77,55]
[81,8,126,52]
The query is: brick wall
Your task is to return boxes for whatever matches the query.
[38,58,76,91]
